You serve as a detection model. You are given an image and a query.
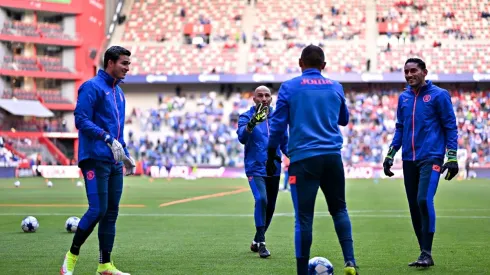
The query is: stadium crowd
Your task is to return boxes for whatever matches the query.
[125,87,490,168]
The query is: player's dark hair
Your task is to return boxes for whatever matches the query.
[103,46,131,69]
[300,44,325,68]
[405,58,426,70]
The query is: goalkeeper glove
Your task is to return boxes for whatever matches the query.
[383,146,396,177]
[122,155,136,176]
[104,134,125,162]
[266,148,282,176]
[247,103,268,132]
[441,149,458,181]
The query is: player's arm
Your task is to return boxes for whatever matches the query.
[390,95,404,154]
[437,90,458,152]
[236,113,252,144]
[337,85,349,126]
[266,83,289,175]
[74,82,107,140]
[280,127,289,157]
[268,83,289,151]
[437,90,459,180]
[383,95,404,177]
[118,90,130,157]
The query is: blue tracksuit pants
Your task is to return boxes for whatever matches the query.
[77,159,123,252]
[402,158,443,254]
[248,176,280,243]
[289,153,356,275]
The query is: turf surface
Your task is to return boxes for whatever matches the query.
[0,177,489,274]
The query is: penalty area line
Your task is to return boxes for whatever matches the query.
[0,204,146,208]
[159,187,249,207]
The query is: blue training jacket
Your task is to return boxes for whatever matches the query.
[237,106,288,177]
[391,80,458,161]
[74,69,129,164]
[267,68,349,163]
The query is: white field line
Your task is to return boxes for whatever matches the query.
[1,210,490,219]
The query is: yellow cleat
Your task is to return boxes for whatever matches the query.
[344,261,359,275]
[60,251,78,275]
[96,262,131,275]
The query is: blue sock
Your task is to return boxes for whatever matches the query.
[332,208,356,265]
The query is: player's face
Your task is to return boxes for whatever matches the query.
[109,55,131,80]
[404,62,427,88]
[253,90,272,107]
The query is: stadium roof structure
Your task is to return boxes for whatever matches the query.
[0,99,54,118]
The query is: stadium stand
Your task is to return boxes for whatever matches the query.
[377,0,489,40]
[124,87,490,168]
[1,0,489,171]
[123,0,246,42]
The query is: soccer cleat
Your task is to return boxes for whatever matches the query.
[96,262,131,275]
[408,251,434,268]
[60,251,78,275]
[344,261,359,275]
[250,241,259,253]
[258,243,271,258]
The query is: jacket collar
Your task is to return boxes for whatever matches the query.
[406,80,432,95]
[98,69,122,87]
[302,68,322,75]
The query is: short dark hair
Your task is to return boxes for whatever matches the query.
[300,44,325,68]
[103,46,131,69]
[405,58,426,70]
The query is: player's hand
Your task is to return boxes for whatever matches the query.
[104,134,125,162]
[247,103,268,131]
[266,148,281,176]
[383,146,396,177]
[123,155,136,176]
[441,149,458,181]
[383,157,394,177]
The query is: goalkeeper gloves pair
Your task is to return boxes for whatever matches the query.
[383,147,459,181]
[246,103,268,132]
[104,134,136,176]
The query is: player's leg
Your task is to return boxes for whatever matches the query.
[61,160,110,275]
[289,157,321,275]
[413,158,443,267]
[319,154,358,275]
[264,175,280,231]
[248,176,268,255]
[402,160,423,256]
[96,162,130,274]
[283,169,289,191]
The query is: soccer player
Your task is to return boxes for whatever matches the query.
[265,45,359,275]
[60,46,136,275]
[237,85,289,258]
[383,58,458,268]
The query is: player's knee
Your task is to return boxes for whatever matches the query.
[417,197,428,210]
[328,206,347,217]
[86,205,107,222]
[256,196,267,208]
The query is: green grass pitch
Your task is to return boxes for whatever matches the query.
[0,177,489,274]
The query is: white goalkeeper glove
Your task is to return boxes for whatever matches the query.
[122,155,136,176]
[104,134,125,162]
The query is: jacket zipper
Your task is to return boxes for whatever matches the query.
[112,80,121,140]
[411,91,419,161]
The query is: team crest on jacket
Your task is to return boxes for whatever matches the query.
[432,164,441,172]
[423,94,431,102]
